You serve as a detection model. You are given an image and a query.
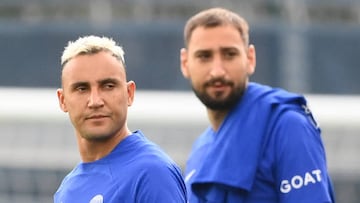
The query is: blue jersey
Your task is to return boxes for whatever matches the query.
[54,130,187,203]
[184,83,335,203]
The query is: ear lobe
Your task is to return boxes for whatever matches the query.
[180,48,190,78]
[57,88,68,112]
[247,44,256,75]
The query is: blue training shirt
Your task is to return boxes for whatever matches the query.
[184,82,335,203]
[54,130,187,203]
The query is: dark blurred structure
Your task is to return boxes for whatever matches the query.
[0,0,359,94]
[0,1,359,202]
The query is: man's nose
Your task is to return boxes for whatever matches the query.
[88,89,104,108]
[209,57,226,78]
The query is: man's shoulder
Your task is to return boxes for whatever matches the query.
[275,105,319,131]
[111,136,181,175]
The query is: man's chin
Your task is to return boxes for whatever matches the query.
[81,131,113,142]
[202,94,241,111]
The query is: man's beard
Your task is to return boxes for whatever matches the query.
[192,83,245,111]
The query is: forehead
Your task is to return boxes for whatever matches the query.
[61,51,125,83]
[188,25,245,51]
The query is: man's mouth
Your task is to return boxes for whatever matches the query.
[86,114,108,120]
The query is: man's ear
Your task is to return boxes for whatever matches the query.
[247,44,256,76]
[180,48,190,78]
[57,88,68,112]
[126,81,136,107]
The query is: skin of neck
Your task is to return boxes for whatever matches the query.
[206,81,250,132]
[76,127,132,163]
[207,109,229,132]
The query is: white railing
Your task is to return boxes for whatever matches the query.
[1,87,359,175]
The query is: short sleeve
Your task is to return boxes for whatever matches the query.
[135,159,187,203]
[273,109,334,203]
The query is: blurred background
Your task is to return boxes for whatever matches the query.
[0,0,359,202]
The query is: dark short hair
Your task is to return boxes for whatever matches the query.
[184,7,250,47]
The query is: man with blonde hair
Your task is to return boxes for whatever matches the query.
[55,35,187,202]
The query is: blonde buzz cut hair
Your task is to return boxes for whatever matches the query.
[61,35,125,67]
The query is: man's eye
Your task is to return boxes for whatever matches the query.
[76,86,87,92]
[224,51,238,58]
[103,83,115,89]
[197,53,211,60]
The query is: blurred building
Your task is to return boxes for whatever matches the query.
[0,0,359,93]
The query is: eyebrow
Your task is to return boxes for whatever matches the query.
[193,49,212,56]
[69,78,120,89]
[194,46,239,52]
[193,46,240,56]
[98,78,120,86]
[70,81,89,90]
